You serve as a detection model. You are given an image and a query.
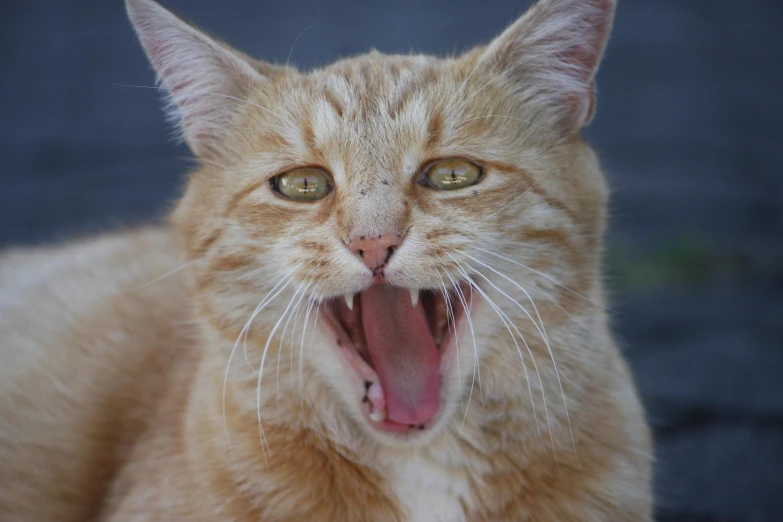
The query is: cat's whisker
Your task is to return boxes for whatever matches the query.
[459,268,553,461]
[294,293,311,407]
[121,258,202,292]
[287,285,311,390]
[440,263,479,436]
[242,272,300,372]
[298,290,319,405]
[285,23,319,71]
[445,47,495,108]
[256,281,312,460]
[474,243,579,322]
[204,92,297,130]
[192,157,233,171]
[280,267,320,387]
[454,114,551,133]
[473,246,609,311]
[446,256,486,408]
[452,54,539,118]
[435,269,464,414]
[222,265,299,476]
[458,278,485,411]
[465,281,482,408]
[432,271,473,462]
[462,254,548,343]
[525,293,581,471]
[276,285,309,400]
[236,267,299,373]
[109,82,158,90]
[476,189,530,224]
[463,254,580,469]
[307,300,322,354]
[304,300,323,392]
[450,255,558,461]
[112,82,299,138]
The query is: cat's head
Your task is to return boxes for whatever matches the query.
[128,0,614,444]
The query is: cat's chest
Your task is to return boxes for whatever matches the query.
[382,450,475,522]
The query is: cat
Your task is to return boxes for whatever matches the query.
[0,0,652,520]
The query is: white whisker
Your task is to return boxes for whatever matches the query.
[276,286,309,400]
[241,270,299,371]
[440,262,480,435]
[205,92,297,129]
[446,46,495,108]
[306,300,322,356]
[222,265,300,474]
[464,254,580,469]
[455,114,550,133]
[298,291,318,404]
[286,23,319,70]
[449,256,558,467]
[476,188,529,224]
[436,269,464,414]
[256,281,311,459]
[467,273,552,457]
[122,259,201,292]
[309,301,322,344]
[473,247,608,310]
[452,54,539,117]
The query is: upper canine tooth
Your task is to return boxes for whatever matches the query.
[409,288,419,308]
[344,294,354,310]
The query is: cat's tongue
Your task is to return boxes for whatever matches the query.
[360,285,440,425]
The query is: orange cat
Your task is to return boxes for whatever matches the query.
[0,0,652,520]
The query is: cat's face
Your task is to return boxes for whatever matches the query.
[128,0,614,443]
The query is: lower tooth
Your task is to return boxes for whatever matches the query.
[370,409,385,423]
[434,316,448,345]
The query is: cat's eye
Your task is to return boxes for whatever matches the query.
[272,168,331,202]
[423,159,482,191]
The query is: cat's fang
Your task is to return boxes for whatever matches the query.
[344,294,354,310]
[409,288,419,308]
[369,409,386,423]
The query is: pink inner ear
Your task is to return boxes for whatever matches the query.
[533,0,614,129]
[478,0,615,131]
[565,0,613,83]
[566,1,612,127]
[128,0,262,158]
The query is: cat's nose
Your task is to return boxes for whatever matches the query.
[348,233,403,272]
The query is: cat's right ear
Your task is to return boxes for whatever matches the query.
[126,0,271,158]
[466,0,616,134]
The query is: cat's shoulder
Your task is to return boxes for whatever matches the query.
[0,226,198,521]
[0,225,192,374]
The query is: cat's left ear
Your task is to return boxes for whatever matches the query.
[126,0,272,158]
[471,0,616,133]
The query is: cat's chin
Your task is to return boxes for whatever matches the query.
[319,283,474,442]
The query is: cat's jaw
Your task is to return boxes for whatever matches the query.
[319,282,475,442]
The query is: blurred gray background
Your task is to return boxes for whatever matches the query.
[1,1,781,520]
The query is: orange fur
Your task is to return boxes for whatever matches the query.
[0,0,652,520]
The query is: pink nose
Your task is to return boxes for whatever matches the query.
[348,233,403,271]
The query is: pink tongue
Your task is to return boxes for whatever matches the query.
[360,286,440,425]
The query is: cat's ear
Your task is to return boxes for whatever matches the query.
[126,0,268,158]
[473,0,615,132]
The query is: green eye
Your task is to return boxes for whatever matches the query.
[424,159,481,190]
[272,168,331,201]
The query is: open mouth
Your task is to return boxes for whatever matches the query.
[320,283,472,435]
